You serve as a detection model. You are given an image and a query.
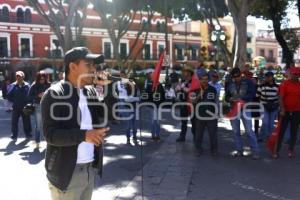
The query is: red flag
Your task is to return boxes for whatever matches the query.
[188,74,201,93]
[225,100,246,119]
[267,119,282,153]
[187,74,201,115]
[152,51,165,91]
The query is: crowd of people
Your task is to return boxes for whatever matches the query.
[88,60,300,161]
[1,57,300,159]
[1,71,64,148]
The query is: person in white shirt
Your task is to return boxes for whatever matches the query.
[41,47,110,200]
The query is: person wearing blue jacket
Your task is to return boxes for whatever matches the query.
[7,71,32,140]
[225,68,260,159]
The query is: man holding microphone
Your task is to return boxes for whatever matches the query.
[41,47,110,200]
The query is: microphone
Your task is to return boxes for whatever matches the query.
[96,74,131,84]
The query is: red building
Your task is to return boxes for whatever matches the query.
[0,0,201,80]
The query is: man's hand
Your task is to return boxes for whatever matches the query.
[94,71,112,86]
[85,127,110,146]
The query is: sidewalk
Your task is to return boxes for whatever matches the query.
[114,119,300,200]
[0,98,299,200]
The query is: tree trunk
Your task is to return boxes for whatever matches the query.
[230,29,237,69]
[112,38,122,68]
[271,20,294,68]
[297,0,300,22]
[64,25,73,52]
[228,0,249,69]
[270,3,294,68]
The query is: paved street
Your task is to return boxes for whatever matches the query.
[0,98,300,200]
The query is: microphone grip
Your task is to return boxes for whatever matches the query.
[97,75,130,83]
[107,75,122,82]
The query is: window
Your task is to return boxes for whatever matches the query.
[267,50,275,62]
[158,45,164,57]
[24,9,32,23]
[156,21,161,32]
[0,6,9,22]
[0,37,8,57]
[191,49,197,60]
[156,21,165,32]
[142,19,148,28]
[21,38,30,57]
[144,44,151,60]
[247,32,253,43]
[17,8,24,23]
[120,43,127,59]
[51,39,62,58]
[177,49,184,60]
[247,53,252,62]
[259,49,265,57]
[104,42,111,59]
[268,50,274,58]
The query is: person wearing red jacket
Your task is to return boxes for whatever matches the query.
[274,67,300,158]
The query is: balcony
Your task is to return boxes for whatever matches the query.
[143,54,158,60]
[20,51,34,58]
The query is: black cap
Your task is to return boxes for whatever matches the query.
[64,47,104,66]
[230,67,241,77]
[265,71,274,77]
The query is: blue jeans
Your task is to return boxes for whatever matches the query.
[151,108,160,137]
[284,123,291,141]
[34,104,42,143]
[230,111,260,154]
[126,108,137,138]
[118,99,126,118]
[259,109,278,140]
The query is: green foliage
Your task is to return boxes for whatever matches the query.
[250,0,289,19]
[147,0,228,22]
[282,28,300,52]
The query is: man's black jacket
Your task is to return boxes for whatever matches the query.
[41,81,105,191]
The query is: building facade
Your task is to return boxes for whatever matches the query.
[255,30,278,67]
[0,0,202,80]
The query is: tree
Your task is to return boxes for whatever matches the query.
[251,0,297,68]
[91,0,154,69]
[147,0,186,53]
[225,0,259,69]
[27,0,89,52]
[179,0,231,66]
[297,0,300,21]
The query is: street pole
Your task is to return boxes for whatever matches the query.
[211,25,225,71]
[216,38,220,69]
[164,0,169,83]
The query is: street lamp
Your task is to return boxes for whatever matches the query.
[211,25,226,69]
